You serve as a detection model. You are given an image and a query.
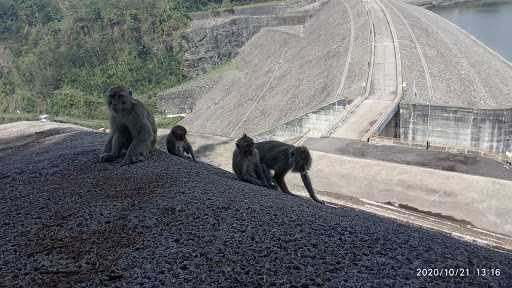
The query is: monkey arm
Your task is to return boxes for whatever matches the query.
[166,137,177,155]
[103,133,113,154]
[262,164,276,188]
[300,172,324,204]
[100,133,116,162]
[238,160,267,187]
[185,142,196,161]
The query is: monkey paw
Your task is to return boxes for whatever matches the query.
[100,153,115,162]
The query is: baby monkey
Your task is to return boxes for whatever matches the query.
[255,141,324,204]
[100,86,157,165]
[232,134,274,189]
[166,125,196,161]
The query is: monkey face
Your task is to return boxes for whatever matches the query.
[240,142,255,157]
[236,134,255,157]
[107,87,134,115]
[171,125,187,141]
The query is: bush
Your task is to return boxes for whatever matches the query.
[46,87,105,119]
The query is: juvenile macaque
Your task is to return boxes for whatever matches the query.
[166,125,196,161]
[255,141,324,204]
[100,86,157,165]
[232,134,274,189]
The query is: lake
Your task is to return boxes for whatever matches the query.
[430,0,512,61]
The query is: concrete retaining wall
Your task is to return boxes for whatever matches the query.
[190,3,286,20]
[256,100,347,141]
[400,103,512,154]
[182,14,309,77]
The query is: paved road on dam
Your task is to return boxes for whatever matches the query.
[332,0,400,140]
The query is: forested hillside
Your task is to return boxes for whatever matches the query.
[0,0,269,119]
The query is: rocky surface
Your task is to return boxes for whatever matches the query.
[156,71,225,114]
[1,122,512,287]
[182,1,315,78]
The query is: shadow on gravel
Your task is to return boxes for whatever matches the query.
[195,139,233,158]
[0,128,76,153]
[2,126,512,287]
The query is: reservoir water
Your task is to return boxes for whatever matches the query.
[430,1,512,61]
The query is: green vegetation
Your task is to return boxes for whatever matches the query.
[0,0,191,118]
[0,0,267,128]
[0,112,37,124]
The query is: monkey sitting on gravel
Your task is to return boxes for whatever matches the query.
[100,86,157,166]
[255,141,324,204]
[166,125,196,161]
[232,134,275,189]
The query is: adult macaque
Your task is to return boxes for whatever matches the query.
[255,141,324,204]
[100,86,157,166]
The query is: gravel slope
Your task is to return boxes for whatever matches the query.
[1,124,511,287]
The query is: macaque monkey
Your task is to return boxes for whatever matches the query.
[232,134,274,189]
[100,86,157,165]
[166,125,196,161]
[255,141,324,204]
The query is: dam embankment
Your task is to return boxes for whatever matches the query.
[369,0,512,157]
[167,0,512,156]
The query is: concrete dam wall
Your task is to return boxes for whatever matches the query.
[399,104,512,154]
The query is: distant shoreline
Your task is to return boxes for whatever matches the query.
[406,0,510,8]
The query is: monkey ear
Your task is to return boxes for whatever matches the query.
[128,89,133,97]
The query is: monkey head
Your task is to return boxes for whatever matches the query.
[106,86,134,115]
[289,146,312,173]
[171,125,187,141]
[236,134,255,157]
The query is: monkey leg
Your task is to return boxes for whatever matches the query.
[273,172,294,195]
[121,139,146,165]
[252,160,275,189]
[239,168,269,188]
[100,132,131,162]
[260,164,277,190]
[300,172,325,204]
[185,143,196,161]
[103,132,130,162]
[121,124,152,165]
